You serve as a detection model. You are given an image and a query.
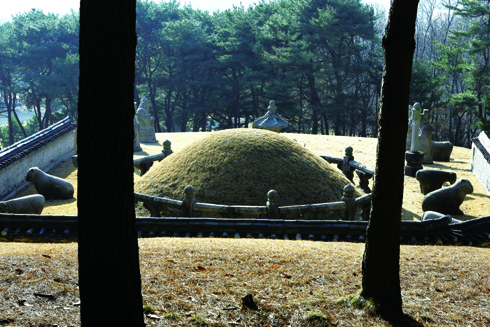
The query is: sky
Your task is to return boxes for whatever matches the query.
[0,0,391,24]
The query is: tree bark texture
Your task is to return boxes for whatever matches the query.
[78,0,144,326]
[361,0,419,318]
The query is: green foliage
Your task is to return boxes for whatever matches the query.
[132,0,381,135]
[337,289,377,315]
[449,91,479,117]
[188,314,210,326]
[161,312,179,320]
[306,310,332,326]
[142,304,156,314]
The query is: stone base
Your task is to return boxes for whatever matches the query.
[405,151,424,177]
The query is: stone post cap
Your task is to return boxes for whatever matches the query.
[343,184,355,197]
[267,189,279,202]
[184,185,195,197]
[268,100,277,112]
[411,103,421,121]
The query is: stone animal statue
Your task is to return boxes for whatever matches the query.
[432,141,453,162]
[0,194,45,214]
[422,211,461,224]
[415,169,457,195]
[422,178,473,215]
[26,167,74,200]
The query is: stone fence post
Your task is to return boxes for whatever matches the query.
[267,189,279,219]
[341,184,356,221]
[339,146,355,182]
[182,185,195,217]
[163,140,173,157]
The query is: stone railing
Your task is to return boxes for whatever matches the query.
[134,184,371,221]
[0,117,77,199]
[1,213,489,247]
[134,144,375,220]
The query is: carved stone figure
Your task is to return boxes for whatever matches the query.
[134,105,142,151]
[432,141,453,162]
[415,169,457,195]
[0,194,45,214]
[26,167,74,200]
[136,97,157,143]
[422,178,474,215]
[406,105,413,151]
[418,109,433,164]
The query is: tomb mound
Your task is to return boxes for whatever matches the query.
[135,129,359,216]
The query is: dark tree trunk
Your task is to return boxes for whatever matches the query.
[78,0,144,326]
[361,0,419,319]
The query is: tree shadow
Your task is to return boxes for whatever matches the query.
[402,208,422,221]
[381,312,426,327]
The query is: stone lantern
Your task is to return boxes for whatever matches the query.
[253,100,288,133]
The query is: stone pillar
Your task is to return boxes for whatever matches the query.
[419,108,433,164]
[405,102,424,177]
[267,189,279,219]
[342,146,355,182]
[410,103,421,152]
[406,105,413,151]
[162,140,173,157]
[182,185,195,217]
[341,184,356,221]
[356,170,373,193]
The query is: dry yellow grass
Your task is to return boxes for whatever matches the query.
[1,239,490,326]
[3,132,490,326]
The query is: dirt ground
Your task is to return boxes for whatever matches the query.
[20,131,490,221]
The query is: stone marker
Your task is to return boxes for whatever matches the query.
[0,194,45,214]
[26,167,75,200]
[422,178,473,215]
[419,108,433,164]
[405,103,424,177]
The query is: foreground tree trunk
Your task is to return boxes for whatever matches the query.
[78,0,144,326]
[361,0,419,319]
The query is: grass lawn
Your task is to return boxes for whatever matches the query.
[1,239,489,326]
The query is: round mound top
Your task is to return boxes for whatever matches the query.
[135,129,358,216]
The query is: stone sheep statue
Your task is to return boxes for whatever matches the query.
[422,178,473,215]
[0,194,45,214]
[432,141,453,162]
[415,169,457,195]
[26,167,74,200]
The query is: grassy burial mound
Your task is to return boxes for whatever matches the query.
[135,129,359,217]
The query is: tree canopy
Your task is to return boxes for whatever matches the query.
[1,0,490,147]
